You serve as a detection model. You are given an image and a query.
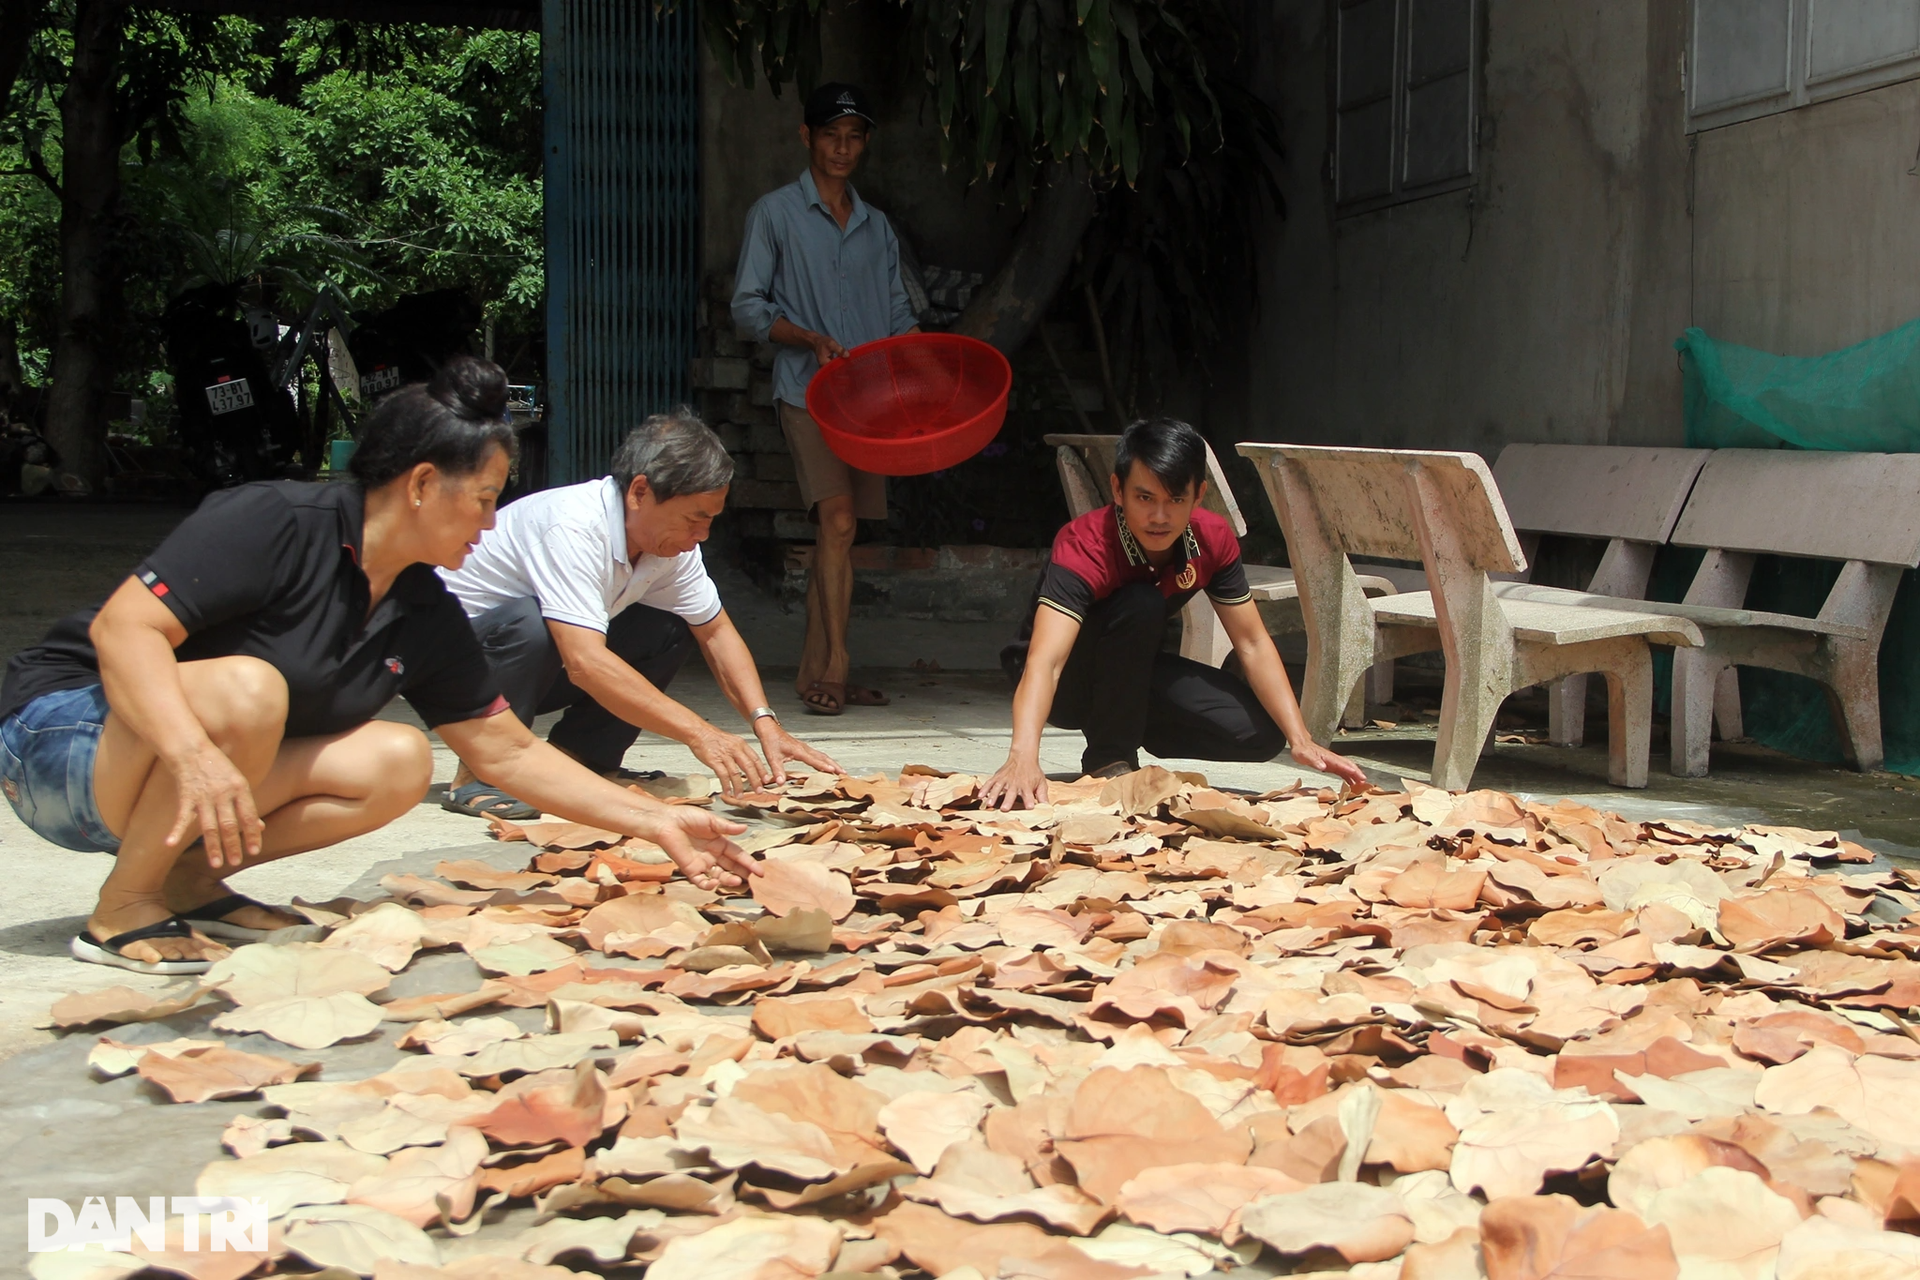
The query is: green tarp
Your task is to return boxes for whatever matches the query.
[1672,324,1920,776]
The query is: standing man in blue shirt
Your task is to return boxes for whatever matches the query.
[732,83,919,717]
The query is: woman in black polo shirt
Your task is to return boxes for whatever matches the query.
[0,358,757,974]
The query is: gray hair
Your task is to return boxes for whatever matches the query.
[610,407,734,500]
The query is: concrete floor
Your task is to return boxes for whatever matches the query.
[4,499,1920,1267]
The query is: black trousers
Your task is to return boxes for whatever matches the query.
[1041,582,1287,774]
[468,596,696,774]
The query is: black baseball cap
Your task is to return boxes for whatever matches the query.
[805,82,876,130]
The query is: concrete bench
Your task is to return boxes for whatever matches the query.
[1044,435,1395,719]
[1640,449,1920,776]
[1236,443,1702,790]
[1491,444,1710,747]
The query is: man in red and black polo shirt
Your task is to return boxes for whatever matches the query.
[982,418,1366,809]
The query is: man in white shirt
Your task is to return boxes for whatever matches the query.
[438,409,841,815]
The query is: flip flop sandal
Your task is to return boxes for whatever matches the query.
[70,916,216,975]
[800,681,845,716]
[441,781,540,821]
[178,892,292,942]
[843,684,891,707]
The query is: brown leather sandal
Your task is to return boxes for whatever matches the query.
[800,681,845,716]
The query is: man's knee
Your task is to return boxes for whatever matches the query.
[1236,717,1289,762]
[814,498,857,549]
[606,607,696,669]
[475,597,553,659]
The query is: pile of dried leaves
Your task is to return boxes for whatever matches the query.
[40,764,1920,1280]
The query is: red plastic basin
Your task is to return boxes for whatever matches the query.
[804,333,1012,477]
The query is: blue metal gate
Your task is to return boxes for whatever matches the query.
[542,0,699,485]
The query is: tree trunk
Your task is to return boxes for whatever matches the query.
[43,0,124,488]
[951,157,1097,357]
[0,0,39,111]
[0,316,24,414]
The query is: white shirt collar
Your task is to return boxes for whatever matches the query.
[601,476,631,568]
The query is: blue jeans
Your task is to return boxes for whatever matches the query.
[0,684,121,853]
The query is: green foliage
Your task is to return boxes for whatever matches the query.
[0,12,543,399]
[700,0,1240,202]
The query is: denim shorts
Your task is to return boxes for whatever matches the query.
[0,684,121,853]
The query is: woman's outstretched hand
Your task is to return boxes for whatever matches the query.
[644,807,757,892]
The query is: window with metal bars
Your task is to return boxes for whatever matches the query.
[1334,0,1478,214]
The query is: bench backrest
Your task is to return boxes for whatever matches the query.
[1493,444,1707,544]
[1043,433,1249,536]
[1054,446,1104,518]
[1670,449,1920,567]
[1239,444,1526,574]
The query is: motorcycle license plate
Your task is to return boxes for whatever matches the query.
[362,366,402,397]
[205,379,255,416]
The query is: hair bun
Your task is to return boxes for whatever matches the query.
[428,355,509,422]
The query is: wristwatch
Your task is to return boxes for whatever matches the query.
[749,705,778,725]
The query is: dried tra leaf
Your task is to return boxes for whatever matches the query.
[645,1213,842,1280]
[673,1096,847,1180]
[578,892,707,951]
[136,1045,316,1103]
[1478,1194,1677,1280]
[198,1141,388,1217]
[211,992,385,1050]
[88,1035,223,1078]
[750,858,857,921]
[346,1126,488,1227]
[1731,1010,1864,1064]
[127,1216,279,1280]
[1054,1067,1252,1203]
[1115,1162,1307,1242]
[472,1061,608,1149]
[1367,1089,1460,1173]
[1718,889,1846,950]
[45,982,208,1028]
[1238,1182,1415,1263]
[283,1203,440,1272]
[1639,1166,1802,1280]
[1774,1214,1920,1280]
[874,1202,1092,1278]
[204,941,391,1004]
[729,1062,894,1169]
[1754,1045,1920,1147]
[879,1088,989,1173]
[751,993,873,1039]
[1450,1097,1618,1200]
[751,907,834,953]
[1608,1134,1773,1219]
[322,902,428,971]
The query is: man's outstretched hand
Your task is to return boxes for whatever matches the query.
[755,722,843,787]
[979,754,1050,811]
